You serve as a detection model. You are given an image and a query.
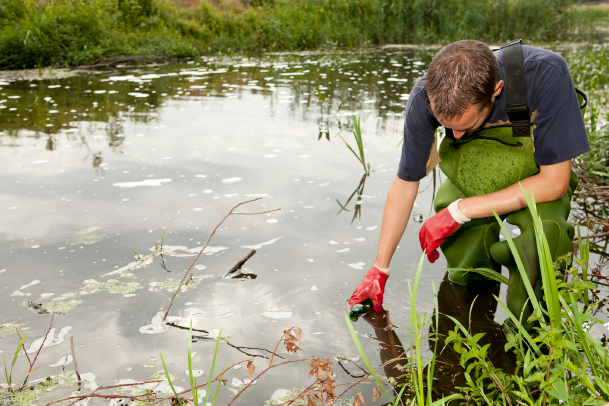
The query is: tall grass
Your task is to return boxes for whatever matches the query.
[0,0,599,69]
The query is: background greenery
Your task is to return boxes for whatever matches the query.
[0,0,605,69]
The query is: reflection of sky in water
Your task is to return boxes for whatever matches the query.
[0,50,520,403]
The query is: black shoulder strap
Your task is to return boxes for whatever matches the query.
[501,39,531,137]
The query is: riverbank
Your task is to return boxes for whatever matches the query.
[0,0,607,70]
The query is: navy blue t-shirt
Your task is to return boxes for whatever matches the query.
[397,45,590,182]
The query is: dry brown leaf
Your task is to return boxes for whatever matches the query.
[355,391,365,406]
[307,396,316,406]
[372,384,381,404]
[373,384,381,404]
[283,326,303,354]
[247,360,255,377]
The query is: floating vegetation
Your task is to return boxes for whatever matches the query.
[70,226,107,245]
[148,275,212,293]
[0,323,25,338]
[0,372,78,406]
[43,299,82,314]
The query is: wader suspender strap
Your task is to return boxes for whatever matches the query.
[501,39,531,138]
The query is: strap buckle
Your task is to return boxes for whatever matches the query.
[506,104,530,122]
[501,39,523,48]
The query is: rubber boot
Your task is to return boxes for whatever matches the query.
[490,171,578,332]
[435,179,504,285]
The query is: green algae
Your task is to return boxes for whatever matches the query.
[70,226,107,245]
[43,300,82,313]
[0,372,77,406]
[0,323,25,338]
[148,275,213,293]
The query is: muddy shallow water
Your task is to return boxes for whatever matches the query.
[0,48,599,405]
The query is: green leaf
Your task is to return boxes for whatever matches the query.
[159,352,183,405]
[445,267,509,285]
[204,329,222,405]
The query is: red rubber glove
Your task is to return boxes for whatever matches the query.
[419,207,462,263]
[348,266,389,312]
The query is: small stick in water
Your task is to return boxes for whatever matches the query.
[225,249,257,277]
[70,336,82,386]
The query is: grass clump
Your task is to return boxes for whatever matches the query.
[0,0,603,69]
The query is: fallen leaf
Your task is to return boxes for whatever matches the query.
[373,385,381,404]
[247,360,255,377]
[308,397,316,406]
[355,391,365,405]
[282,326,303,354]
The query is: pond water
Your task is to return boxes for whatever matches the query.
[0,48,602,405]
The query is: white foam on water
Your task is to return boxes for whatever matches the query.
[186,246,228,255]
[22,326,72,354]
[220,312,235,319]
[185,369,204,377]
[124,294,137,297]
[195,174,207,178]
[348,262,366,270]
[262,311,293,320]
[203,189,213,193]
[308,259,314,262]
[8,207,17,210]
[313,332,324,335]
[270,389,291,403]
[139,312,181,334]
[221,177,242,183]
[366,226,378,231]
[50,355,73,367]
[128,92,149,98]
[161,157,173,160]
[337,248,350,253]
[241,236,282,249]
[224,193,239,197]
[311,286,318,291]
[31,160,50,164]
[94,90,107,94]
[193,208,203,211]
[266,219,278,223]
[20,280,40,290]
[353,238,366,242]
[113,179,172,188]
[329,240,339,245]
[298,155,309,158]
[0,269,6,274]
[232,378,257,388]
[244,193,269,198]
[40,293,54,298]
[264,154,277,158]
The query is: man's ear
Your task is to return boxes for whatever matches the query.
[494,80,504,97]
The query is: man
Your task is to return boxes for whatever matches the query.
[348,40,589,330]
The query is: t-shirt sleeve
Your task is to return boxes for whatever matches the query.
[397,84,439,182]
[531,58,590,165]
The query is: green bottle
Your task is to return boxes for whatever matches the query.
[349,298,373,322]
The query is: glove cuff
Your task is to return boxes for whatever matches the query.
[447,199,471,224]
[374,265,390,276]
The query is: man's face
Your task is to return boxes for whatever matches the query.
[432,80,504,139]
[436,103,491,139]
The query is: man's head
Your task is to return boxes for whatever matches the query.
[425,40,503,138]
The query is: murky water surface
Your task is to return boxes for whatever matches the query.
[0,48,601,404]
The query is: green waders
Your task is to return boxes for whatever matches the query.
[434,126,577,331]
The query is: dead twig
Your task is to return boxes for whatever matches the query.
[43,380,163,406]
[70,336,82,384]
[573,230,609,241]
[19,312,56,388]
[226,249,257,275]
[332,350,407,403]
[162,198,280,321]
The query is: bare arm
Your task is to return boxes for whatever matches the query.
[459,160,572,219]
[374,176,420,269]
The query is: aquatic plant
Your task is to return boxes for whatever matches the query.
[337,115,370,176]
